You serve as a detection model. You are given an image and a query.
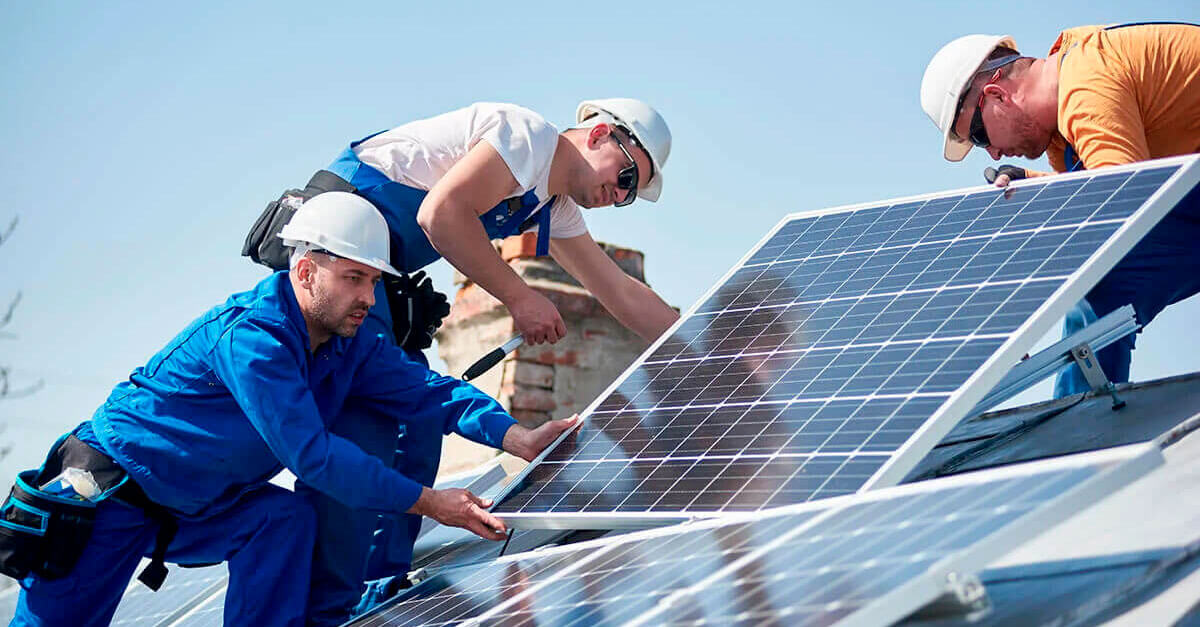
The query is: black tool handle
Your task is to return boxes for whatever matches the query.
[463,348,505,381]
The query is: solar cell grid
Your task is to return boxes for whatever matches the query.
[492,159,1197,526]
[463,446,1159,627]
[349,551,584,627]
[473,514,811,627]
[650,466,1095,626]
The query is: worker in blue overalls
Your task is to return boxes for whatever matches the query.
[241,99,681,624]
[3,193,575,626]
[920,24,1200,398]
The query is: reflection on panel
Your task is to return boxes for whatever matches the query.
[495,165,1185,521]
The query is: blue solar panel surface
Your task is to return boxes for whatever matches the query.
[353,447,1154,627]
[348,551,585,627]
[649,463,1101,626]
[493,166,1182,518]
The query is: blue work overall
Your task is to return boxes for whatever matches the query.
[10,432,317,627]
[302,142,555,624]
[1052,22,1200,398]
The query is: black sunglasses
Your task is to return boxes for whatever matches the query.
[966,79,994,148]
[610,129,639,207]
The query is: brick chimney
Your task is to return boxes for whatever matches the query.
[435,232,664,476]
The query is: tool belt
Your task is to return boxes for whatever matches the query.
[0,435,188,590]
[242,170,358,270]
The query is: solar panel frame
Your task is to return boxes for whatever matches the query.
[462,443,1161,627]
[490,155,1200,529]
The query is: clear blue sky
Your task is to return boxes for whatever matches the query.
[3,1,1198,478]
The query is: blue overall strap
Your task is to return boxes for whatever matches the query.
[497,192,557,256]
[536,201,552,256]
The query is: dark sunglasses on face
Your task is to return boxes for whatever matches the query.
[610,129,639,207]
[958,54,1020,148]
[966,69,1002,147]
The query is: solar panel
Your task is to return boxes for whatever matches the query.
[168,585,227,627]
[492,157,1200,528]
[349,504,812,627]
[110,563,227,627]
[350,444,1160,627]
[412,527,570,573]
[634,445,1161,627]
[348,550,588,627]
[0,586,17,624]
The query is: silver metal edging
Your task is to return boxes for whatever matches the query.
[774,155,1200,224]
[495,511,703,530]
[970,304,1137,415]
[863,154,1200,492]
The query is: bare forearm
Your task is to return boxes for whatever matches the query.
[605,277,679,343]
[419,202,529,303]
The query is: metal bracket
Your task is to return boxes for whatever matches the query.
[971,305,1137,415]
[1069,343,1127,410]
[907,571,991,621]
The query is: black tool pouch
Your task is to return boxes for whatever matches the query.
[241,170,358,270]
[0,469,98,581]
[0,435,129,581]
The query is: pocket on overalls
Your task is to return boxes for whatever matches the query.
[0,469,98,580]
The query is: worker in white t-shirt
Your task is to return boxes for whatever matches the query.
[242,99,679,625]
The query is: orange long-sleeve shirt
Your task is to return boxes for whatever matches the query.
[1046,23,1200,172]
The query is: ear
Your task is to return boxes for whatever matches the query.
[294,256,317,289]
[586,123,612,148]
[981,83,1008,103]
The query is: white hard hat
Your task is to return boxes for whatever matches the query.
[576,98,671,202]
[277,191,401,276]
[920,34,1018,162]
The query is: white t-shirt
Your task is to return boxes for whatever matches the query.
[352,103,588,239]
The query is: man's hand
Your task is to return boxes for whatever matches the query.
[502,414,582,461]
[984,165,1029,188]
[408,487,507,541]
[508,289,566,345]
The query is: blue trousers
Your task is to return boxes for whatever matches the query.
[1055,181,1200,397]
[299,281,444,626]
[10,485,315,627]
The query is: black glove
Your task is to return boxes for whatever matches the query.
[384,270,451,353]
[983,165,1028,185]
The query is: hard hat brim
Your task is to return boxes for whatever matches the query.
[279,234,403,277]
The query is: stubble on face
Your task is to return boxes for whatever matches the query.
[309,272,370,339]
[1007,106,1054,159]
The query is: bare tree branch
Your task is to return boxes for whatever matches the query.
[1,291,21,330]
[0,216,15,246]
[1,366,44,399]
[1,215,39,458]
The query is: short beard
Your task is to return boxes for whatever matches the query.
[310,282,361,338]
[1012,107,1053,158]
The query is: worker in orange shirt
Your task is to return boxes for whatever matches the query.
[920,22,1200,397]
